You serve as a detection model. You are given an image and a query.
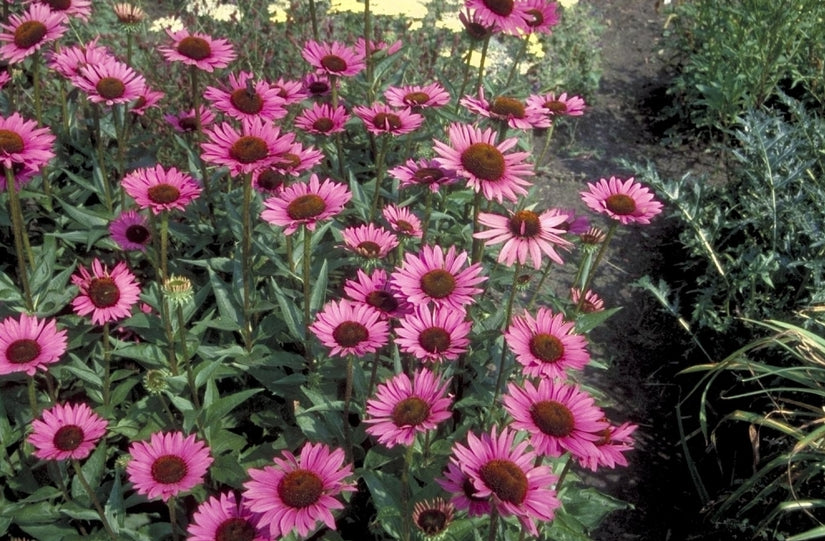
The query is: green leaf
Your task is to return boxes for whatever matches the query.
[204,388,262,427]
[207,266,242,330]
[360,470,402,539]
[574,307,621,334]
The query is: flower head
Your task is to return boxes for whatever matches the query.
[273,141,323,176]
[309,299,389,358]
[341,223,399,260]
[442,426,560,535]
[131,84,165,115]
[389,158,458,193]
[0,112,56,175]
[0,4,67,64]
[343,268,409,319]
[201,117,295,176]
[164,106,215,133]
[122,164,201,214]
[261,173,351,235]
[188,492,269,541]
[126,431,213,502]
[395,304,471,363]
[35,0,93,20]
[0,313,67,376]
[504,379,608,459]
[571,287,604,312]
[392,245,486,312]
[113,3,146,26]
[475,209,573,268]
[465,0,531,34]
[75,58,147,106]
[48,38,112,80]
[505,307,590,379]
[353,103,423,136]
[580,176,663,225]
[519,0,560,34]
[461,88,550,130]
[159,28,236,72]
[301,40,365,77]
[71,259,141,325]
[413,498,455,538]
[578,420,638,471]
[109,210,151,251]
[433,123,533,203]
[527,91,586,117]
[242,442,356,539]
[382,204,423,239]
[271,77,308,104]
[384,83,451,109]
[204,71,287,121]
[294,102,349,135]
[364,368,452,448]
[437,460,491,516]
[29,402,107,461]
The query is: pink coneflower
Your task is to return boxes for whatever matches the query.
[413,498,455,537]
[443,426,560,535]
[302,73,332,97]
[0,112,55,174]
[519,0,560,34]
[394,304,471,362]
[505,307,590,379]
[261,173,351,235]
[384,83,451,109]
[201,117,295,177]
[504,379,608,459]
[389,158,458,193]
[392,244,486,312]
[122,164,202,214]
[159,28,236,72]
[109,210,151,251]
[48,38,112,80]
[71,259,141,325]
[549,207,590,235]
[475,208,573,268]
[437,460,492,516]
[74,59,147,106]
[29,402,107,461]
[187,492,268,541]
[252,168,288,194]
[382,204,423,238]
[204,71,287,121]
[465,0,531,34]
[344,268,409,319]
[301,40,365,77]
[571,287,605,313]
[356,37,403,58]
[459,8,498,40]
[0,3,67,64]
[242,442,356,539]
[126,431,213,502]
[294,102,349,135]
[578,420,637,471]
[341,223,399,260]
[580,176,663,225]
[273,141,323,176]
[0,70,9,89]
[461,89,550,130]
[433,123,534,203]
[34,0,93,21]
[0,313,67,376]
[164,105,215,133]
[364,368,452,448]
[271,77,308,105]
[131,83,165,115]
[309,299,389,358]
[527,91,586,117]
[353,103,423,136]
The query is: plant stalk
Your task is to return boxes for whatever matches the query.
[72,459,118,540]
[5,168,34,311]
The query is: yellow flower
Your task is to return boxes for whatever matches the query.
[208,4,241,21]
[268,3,289,23]
[558,0,578,7]
[330,0,430,18]
[149,15,184,32]
[527,33,545,58]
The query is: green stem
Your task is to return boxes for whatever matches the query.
[176,305,200,409]
[401,441,415,541]
[369,136,389,221]
[527,257,554,311]
[363,0,374,102]
[421,188,433,244]
[343,355,354,462]
[487,506,499,541]
[5,168,34,311]
[92,105,112,213]
[367,350,380,398]
[72,459,117,540]
[575,222,618,315]
[27,377,38,416]
[242,172,253,352]
[102,322,112,408]
[471,191,484,264]
[492,263,522,408]
[474,35,491,95]
[308,0,319,40]
[33,50,42,126]
[168,498,180,541]
[504,36,530,89]
[455,40,476,113]
[191,67,214,212]
[555,454,574,491]
[535,123,556,169]
[159,211,169,280]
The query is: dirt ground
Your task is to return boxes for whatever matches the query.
[536,1,731,539]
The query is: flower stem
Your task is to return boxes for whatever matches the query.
[363,0,374,102]
[72,459,117,540]
[401,441,415,541]
[455,40,476,113]
[575,221,618,315]
[27,377,38,416]
[191,67,214,215]
[302,226,313,366]
[504,36,530,89]
[102,322,112,408]
[527,257,554,311]
[167,498,180,541]
[535,123,556,169]
[343,355,354,462]
[241,172,254,352]
[176,304,200,409]
[367,350,380,398]
[308,0,319,40]
[370,136,389,222]
[474,35,491,95]
[5,168,34,311]
[471,191,484,264]
[421,188,433,244]
[159,211,169,280]
[487,506,499,541]
[92,104,112,213]
[556,453,574,491]
[492,263,522,408]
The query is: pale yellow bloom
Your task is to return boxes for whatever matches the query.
[149,15,184,32]
[558,0,578,7]
[527,33,545,58]
[208,4,241,21]
[268,4,289,23]
[329,0,430,19]
[435,14,464,33]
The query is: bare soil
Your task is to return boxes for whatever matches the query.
[536,1,731,539]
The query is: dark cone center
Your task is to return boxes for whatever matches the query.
[366,290,398,313]
[229,136,268,164]
[605,194,636,215]
[147,183,181,204]
[53,425,84,451]
[372,112,403,131]
[461,143,505,181]
[490,97,526,119]
[177,36,211,61]
[257,170,286,191]
[312,117,335,132]
[508,210,541,237]
[308,81,330,95]
[479,459,527,504]
[420,269,456,299]
[14,21,47,49]
[413,167,446,184]
[178,117,198,132]
[7,339,40,364]
[526,8,544,27]
[0,129,25,154]
[529,333,564,362]
[544,100,568,114]
[419,327,451,354]
[278,469,323,508]
[404,91,431,106]
[531,400,575,437]
[125,224,151,244]
[215,517,257,541]
[286,194,326,220]
[88,277,121,308]
[391,396,430,427]
[151,454,188,484]
[416,509,448,536]
[96,77,126,100]
[45,0,72,10]
[483,0,514,16]
[230,88,264,115]
[332,321,369,347]
[320,54,347,73]
[357,241,382,258]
